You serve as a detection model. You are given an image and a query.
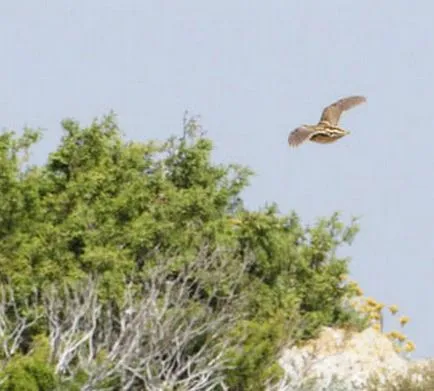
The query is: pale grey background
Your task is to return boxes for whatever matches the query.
[1,1,432,357]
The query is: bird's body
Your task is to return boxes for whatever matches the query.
[288,95,366,147]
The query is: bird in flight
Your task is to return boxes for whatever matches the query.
[288,95,367,147]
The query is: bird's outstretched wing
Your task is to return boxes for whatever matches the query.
[288,126,317,147]
[319,95,366,126]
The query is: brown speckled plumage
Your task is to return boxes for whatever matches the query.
[288,96,366,147]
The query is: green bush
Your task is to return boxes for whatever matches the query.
[0,113,364,390]
[1,336,57,391]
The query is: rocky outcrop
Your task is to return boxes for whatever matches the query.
[276,327,431,391]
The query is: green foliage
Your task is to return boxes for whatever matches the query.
[2,335,57,391]
[0,112,363,389]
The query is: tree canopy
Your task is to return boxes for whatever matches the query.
[0,113,365,390]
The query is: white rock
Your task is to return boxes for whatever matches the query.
[275,327,427,391]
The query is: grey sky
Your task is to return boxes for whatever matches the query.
[1,1,433,357]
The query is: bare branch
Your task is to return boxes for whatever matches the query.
[25,247,250,390]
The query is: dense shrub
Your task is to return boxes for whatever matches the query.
[0,113,363,390]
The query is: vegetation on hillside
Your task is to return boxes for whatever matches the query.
[0,113,371,390]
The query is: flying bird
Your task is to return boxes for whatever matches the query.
[288,96,367,147]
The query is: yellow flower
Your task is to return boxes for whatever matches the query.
[399,316,410,326]
[369,312,381,320]
[360,304,370,313]
[347,281,364,296]
[366,297,378,307]
[388,330,406,342]
[372,323,381,332]
[355,286,364,296]
[388,305,399,315]
[339,274,348,281]
[404,341,416,352]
